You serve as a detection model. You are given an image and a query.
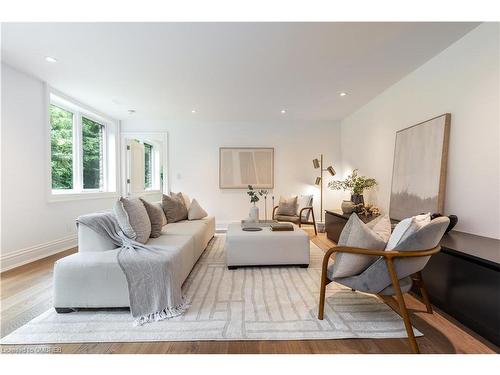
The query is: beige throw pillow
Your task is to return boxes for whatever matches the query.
[276,196,298,216]
[113,197,152,244]
[329,214,391,279]
[188,198,208,220]
[162,194,188,223]
[140,199,164,238]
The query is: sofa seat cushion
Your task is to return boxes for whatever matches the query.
[143,234,196,282]
[275,214,300,224]
[161,216,215,261]
[162,220,207,255]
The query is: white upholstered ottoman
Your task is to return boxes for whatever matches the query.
[225,223,310,269]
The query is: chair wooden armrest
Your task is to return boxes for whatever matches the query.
[272,205,279,220]
[321,245,441,286]
[298,206,313,217]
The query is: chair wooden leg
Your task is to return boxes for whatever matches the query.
[414,271,433,313]
[386,258,420,354]
[318,271,327,320]
[311,209,317,236]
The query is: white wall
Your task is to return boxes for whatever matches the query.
[0,64,120,270]
[339,23,500,239]
[121,120,343,228]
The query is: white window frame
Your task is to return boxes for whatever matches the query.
[46,86,120,202]
[121,132,168,198]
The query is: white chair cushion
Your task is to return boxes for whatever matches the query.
[386,213,431,250]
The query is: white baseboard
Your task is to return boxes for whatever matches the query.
[1,235,77,273]
[215,220,230,232]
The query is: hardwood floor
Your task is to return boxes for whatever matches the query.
[1,226,498,354]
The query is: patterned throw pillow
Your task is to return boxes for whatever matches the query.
[276,196,298,216]
[140,198,164,238]
[113,197,152,244]
[162,194,188,223]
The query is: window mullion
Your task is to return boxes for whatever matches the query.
[102,124,108,192]
[75,113,83,192]
[71,111,78,193]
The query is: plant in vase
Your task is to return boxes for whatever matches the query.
[246,185,269,222]
[328,169,377,206]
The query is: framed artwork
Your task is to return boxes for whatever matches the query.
[219,147,274,189]
[389,113,451,220]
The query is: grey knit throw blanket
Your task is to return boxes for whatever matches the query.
[77,212,189,325]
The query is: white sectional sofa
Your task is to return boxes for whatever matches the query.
[53,203,215,312]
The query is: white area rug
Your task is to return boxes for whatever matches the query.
[1,235,421,344]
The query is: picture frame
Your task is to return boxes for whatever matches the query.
[219,147,274,189]
[389,113,451,220]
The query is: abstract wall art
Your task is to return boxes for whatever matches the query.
[389,114,451,220]
[219,147,274,189]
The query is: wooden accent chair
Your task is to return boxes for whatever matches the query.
[273,196,317,235]
[317,217,450,353]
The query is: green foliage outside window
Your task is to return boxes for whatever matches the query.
[82,117,104,189]
[144,143,153,189]
[50,105,73,189]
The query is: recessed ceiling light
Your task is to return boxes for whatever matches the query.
[191,109,197,114]
[45,56,57,63]
[339,92,347,97]
[128,109,136,114]
[281,109,287,114]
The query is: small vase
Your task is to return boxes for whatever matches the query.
[351,194,364,205]
[341,200,356,214]
[249,206,259,222]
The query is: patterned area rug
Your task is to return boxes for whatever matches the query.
[1,235,420,344]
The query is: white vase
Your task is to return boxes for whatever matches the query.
[249,206,259,222]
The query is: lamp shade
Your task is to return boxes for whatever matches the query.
[326,166,336,176]
[314,176,322,185]
[312,158,320,169]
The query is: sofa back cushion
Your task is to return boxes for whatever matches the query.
[162,193,188,223]
[188,198,208,220]
[113,197,151,244]
[140,198,164,238]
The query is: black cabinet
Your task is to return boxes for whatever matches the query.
[416,232,500,346]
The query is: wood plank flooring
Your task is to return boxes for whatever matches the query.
[1,226,498,354]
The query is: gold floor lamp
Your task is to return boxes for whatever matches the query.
[313,154,336,226]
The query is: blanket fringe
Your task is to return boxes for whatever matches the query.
[134,297,190,326]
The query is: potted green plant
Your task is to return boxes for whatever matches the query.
[247,185,268,222]
[328,169,377,205]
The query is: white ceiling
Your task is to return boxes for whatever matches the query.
[1,22,479,122]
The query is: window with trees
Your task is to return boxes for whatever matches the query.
[144,142,153,189]
[49,93,117,197]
